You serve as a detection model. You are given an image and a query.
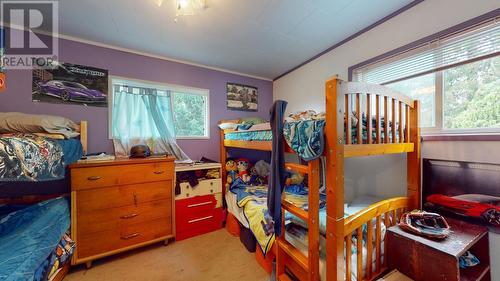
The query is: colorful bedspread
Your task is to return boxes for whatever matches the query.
[284,120,326,160]
[0,134,81,181]
[0,197,71,281]
[230,178,275,255]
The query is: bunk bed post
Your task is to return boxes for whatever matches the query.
[308,159,320,281]
[324,77,345,281]
[407,100,421,210]
[80,120,88,156]
[219,123,228,195]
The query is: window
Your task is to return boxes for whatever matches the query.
[109,77,209,139]
[353,18,499,134]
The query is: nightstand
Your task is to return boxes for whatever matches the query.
[175,163,223,240]
[387,217,490,281]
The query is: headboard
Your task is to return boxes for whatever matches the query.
[423,158,500,199]
[423,158,500,229]
[79,120,88,156]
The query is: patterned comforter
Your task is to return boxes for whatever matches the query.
[0,134,65,181]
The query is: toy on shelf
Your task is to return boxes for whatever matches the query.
[285,171,305,186]
[236,158,251,183]
[225,159,238,189]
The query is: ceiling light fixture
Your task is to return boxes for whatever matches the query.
[156,0,207,22]
[175,0,207,17]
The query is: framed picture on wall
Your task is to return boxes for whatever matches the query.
[226,82,258,112]
[32,62,108,107]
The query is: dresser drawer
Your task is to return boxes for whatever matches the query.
[176,178,222,199]
[72,162,174,190]
[176,194,217,214]
[176,205,222,231]
[176,207,223,241]
[78,199,172,235]
[77,218,172,259]
[76,181,172,211]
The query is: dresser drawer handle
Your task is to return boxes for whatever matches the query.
[87,176,101,181]
[121,233,140,240]
[188,215,213,224]
[120,213,139,219]
[153,171,165,174]
[187,201,212,208]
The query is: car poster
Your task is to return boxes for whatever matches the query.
[32,62,108,107]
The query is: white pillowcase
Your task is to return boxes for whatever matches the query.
[218,122,239,130]
[0,112,80,138]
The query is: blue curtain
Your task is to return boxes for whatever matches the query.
[112,87,190,162]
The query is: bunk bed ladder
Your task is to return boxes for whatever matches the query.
[277,159,321,281]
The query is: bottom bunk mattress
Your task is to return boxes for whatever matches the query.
[225,189,250,229]
[283,195,388,281]
[285,195,386,235]
[0,197,75,281]
[285,222,385,281]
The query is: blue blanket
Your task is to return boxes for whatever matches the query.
[0,197,70,281]
[283,120,326,161]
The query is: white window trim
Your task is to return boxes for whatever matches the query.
[412,69,500,136]
[108,75,210,140]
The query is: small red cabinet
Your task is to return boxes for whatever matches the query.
[175,163,223,241]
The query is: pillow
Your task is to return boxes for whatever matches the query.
[218,122,239,130]
[239,117,266,125]
[0,112,80,138]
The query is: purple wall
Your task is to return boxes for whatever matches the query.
[0,38,273,161]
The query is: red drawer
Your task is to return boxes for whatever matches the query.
[175,195,222,241]
[176,195,217,214]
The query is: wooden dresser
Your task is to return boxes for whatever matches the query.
[69,157,175,268]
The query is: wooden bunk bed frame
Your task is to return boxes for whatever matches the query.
[219,77,421,281]
[0,120,87,281]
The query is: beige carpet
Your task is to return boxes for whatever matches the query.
[66,229,270,281]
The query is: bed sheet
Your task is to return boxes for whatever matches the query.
[0,197,71,281]
[286,195,385,235]
[225,191,250,228]
[285,222,385,281]
[224,130,272,141]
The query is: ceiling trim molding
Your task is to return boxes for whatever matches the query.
[0,22,273,81]
[273,0,425,81]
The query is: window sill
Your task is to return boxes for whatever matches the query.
[176,136,210,140]
[422,134,500,142]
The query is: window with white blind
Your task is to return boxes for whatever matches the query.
[353,18,499,134]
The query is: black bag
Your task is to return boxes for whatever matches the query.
[239,223,256,253]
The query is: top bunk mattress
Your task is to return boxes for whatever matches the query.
[223,114,401,143]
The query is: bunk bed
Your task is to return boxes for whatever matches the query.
[0,118,87,281]
[220,77,421,281]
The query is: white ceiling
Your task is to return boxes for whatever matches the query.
[56,0,415,79]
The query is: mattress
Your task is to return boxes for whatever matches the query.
[225,130,272,141]
[286,195,385,235]
[225,190,250,228]
[223,116,401,145]
[0,197,71,281]
[285,222,385,281]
